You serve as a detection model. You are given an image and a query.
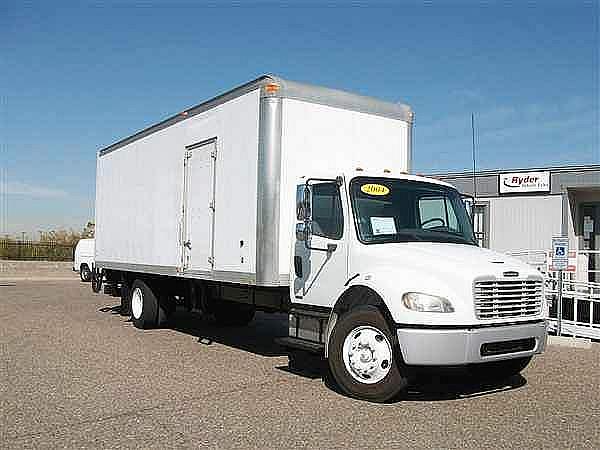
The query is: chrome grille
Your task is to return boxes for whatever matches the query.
[473,279,543,320]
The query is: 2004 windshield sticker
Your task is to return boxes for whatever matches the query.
[360,183,390,196]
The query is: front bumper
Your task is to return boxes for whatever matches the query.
[396,320,547,366]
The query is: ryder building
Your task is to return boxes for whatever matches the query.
[431,165,600,282]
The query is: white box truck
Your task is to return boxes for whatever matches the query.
[93,75,547,402]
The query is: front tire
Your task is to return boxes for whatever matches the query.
[80,264,92,282]
[130,279,159,329]
[328,306,408,402]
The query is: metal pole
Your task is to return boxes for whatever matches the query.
[471,113,477,198]
[556,270,563,336]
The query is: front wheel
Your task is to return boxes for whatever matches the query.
[328,306,408,402]
[80,264,92,282]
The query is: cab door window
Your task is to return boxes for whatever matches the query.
[311,183,344,240]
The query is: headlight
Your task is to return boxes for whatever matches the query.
[402,292,455,313]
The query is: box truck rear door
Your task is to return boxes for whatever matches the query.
[181,139,217,273]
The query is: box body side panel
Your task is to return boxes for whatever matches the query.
[95,89,260,275]
[279,98,409,277]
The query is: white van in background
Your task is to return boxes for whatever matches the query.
[73,238,95,282]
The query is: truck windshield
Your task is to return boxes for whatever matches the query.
[349,177,477,245]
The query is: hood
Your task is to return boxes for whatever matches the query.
[350,242,545,325]
[353,242,542,284]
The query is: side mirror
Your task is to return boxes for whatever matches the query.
[461,193,475,223]
[303,186,312,220]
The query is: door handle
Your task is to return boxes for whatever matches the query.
[184,241,192,250]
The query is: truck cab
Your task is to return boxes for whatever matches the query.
[289,171,547,401]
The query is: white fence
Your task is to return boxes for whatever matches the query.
[545,277,600,340]
[507,249,600,340]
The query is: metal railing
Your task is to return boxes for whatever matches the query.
[506,249,600,340]
[545,276,600,340]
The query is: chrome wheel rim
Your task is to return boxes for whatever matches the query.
[342,325,392,384]
[131,287,143,319]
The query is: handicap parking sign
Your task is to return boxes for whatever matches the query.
[552,237,569,271]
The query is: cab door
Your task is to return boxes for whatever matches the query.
[292,180,348,308]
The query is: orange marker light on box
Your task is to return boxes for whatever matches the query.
[264,83,280,94]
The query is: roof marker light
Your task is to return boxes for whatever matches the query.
[265,83,280,94]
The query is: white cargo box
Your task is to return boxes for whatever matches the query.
[95,75,413,287]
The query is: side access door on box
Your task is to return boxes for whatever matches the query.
[181,138,217,273]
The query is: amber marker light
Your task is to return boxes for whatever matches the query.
[264,83,280,93]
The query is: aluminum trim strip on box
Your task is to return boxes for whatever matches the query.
[95,261,290,287]
[264,76,413,122]
[255,96,282,286]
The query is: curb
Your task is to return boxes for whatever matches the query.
[547,335,592,349]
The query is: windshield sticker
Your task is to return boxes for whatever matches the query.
[371,217,397,235]
[360,184,390,196]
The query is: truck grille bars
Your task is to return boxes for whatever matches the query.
[473,279,543,320]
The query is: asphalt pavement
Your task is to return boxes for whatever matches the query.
[1,279,599,449]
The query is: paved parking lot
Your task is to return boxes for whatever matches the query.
[1,279,599,449]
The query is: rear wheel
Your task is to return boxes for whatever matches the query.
[328,306,408,402]
[80,264,92,282]
[130,279,159,329]
[91,268,102,293]
[213,301,255,326]
[469,356,532,382]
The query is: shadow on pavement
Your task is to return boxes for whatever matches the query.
[99,304,289,357]
[99,303,528,402]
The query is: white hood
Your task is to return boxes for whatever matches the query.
[350,242,544,325]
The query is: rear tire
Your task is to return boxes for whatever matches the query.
[91,268,102,293]
[130,279,159,329]
[468,356,532,382]
[80,264,92,282]
[328,306,408,402]
[213,301,255,326]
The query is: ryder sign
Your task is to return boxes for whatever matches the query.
[499,171,550,194]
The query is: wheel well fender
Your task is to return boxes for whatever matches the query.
[325,284,396,358]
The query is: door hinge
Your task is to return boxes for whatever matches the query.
[208,256,214,266]
[209,200,215,211]
[185,150,193,160]
[211,149,217,159]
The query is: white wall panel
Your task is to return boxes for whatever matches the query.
[487,195,562,252]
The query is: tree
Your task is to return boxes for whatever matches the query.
[82,221,95,238]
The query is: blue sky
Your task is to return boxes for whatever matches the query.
[1,1,598,237]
